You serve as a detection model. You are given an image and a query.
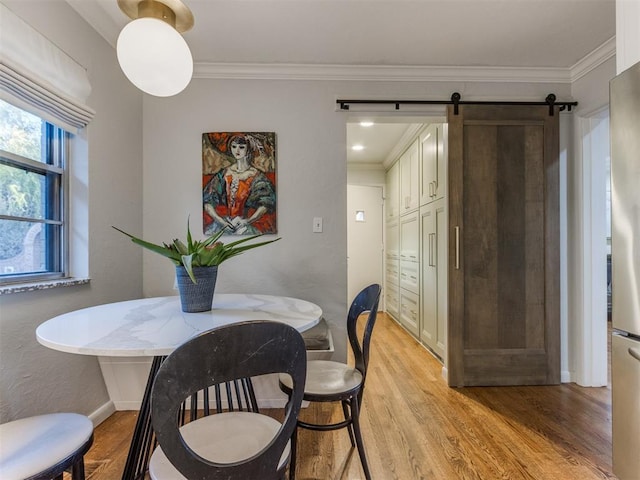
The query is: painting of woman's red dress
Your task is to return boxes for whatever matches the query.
[202,132,277,235]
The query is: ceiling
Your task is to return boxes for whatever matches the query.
[66,0,616,165]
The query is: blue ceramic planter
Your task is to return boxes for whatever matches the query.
[175,265,218,312]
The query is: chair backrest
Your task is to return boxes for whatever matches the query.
[347,284,382,382]
[151,320,307,480]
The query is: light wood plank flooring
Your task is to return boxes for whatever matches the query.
[79,313,616,480]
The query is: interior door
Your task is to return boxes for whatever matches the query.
[347,185,383,304]
[447,105,560,386]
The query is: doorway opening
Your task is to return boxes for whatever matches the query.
[345,116,444,309]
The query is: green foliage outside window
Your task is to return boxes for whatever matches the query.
[0,100,42,160]
[0,100,45,260]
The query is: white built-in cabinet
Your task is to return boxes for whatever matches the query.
[385,123,447,362]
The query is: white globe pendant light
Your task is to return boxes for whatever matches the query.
[116,0,194,97]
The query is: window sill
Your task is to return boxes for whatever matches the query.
[0,277,90,295]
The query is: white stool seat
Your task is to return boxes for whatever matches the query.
[149,411,290,479]
[280,360,363,397]
[0,413,93,480]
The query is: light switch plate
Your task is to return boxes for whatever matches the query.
[313,217,323,233]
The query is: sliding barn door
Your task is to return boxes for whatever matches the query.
[447,105,560,387]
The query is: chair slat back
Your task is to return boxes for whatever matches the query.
[151,320,307,479]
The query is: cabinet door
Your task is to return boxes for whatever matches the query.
[434,123,447,201]
[399,288,419,337]
[420,205,437,348]
[399,210,419,262]
[420,124,438,205]
[434,198,448,358]
[421,124,447,204]
[421,199,447,358]
[386,216,399,260]
[400,139,419,213]
[386,161,400,220]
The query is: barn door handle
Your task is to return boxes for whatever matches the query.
[454,226,460,270]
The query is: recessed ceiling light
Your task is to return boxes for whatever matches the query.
[360,121,374,127]
[352,144,365,151]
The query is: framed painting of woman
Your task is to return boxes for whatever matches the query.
[202,132,277,235]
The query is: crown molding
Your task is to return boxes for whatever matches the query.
[570,36,616,82]
[194,63,572,83]
[382,124,424,169]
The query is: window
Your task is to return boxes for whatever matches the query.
[0,99,67,285]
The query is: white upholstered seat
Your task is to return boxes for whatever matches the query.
[149,411,290,479]
[0,413,93,480]
[280,360,363,397]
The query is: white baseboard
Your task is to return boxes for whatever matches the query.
[89,401,116,426]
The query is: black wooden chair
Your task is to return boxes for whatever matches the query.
[279,284,381,480]
[0,413,93,480]
[149,320,307,480]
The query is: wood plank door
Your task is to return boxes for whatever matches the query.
[447,105,560,386]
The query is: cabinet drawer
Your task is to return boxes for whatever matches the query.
[399,288,419,337]
[385,286,399,320]
[386,260,400,285]
[400,260,419,293]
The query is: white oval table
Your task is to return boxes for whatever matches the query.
[36,294,322,480]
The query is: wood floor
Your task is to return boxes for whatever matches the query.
[79,313,616,480]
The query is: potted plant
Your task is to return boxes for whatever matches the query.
[113,220,280,312]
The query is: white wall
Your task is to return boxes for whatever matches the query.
[347,165,386,186]
[140,79,351,360]
[0,0,144,423]
[573,57,617,117]
[616,0,640,73]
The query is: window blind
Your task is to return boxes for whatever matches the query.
[0,3,95,133]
